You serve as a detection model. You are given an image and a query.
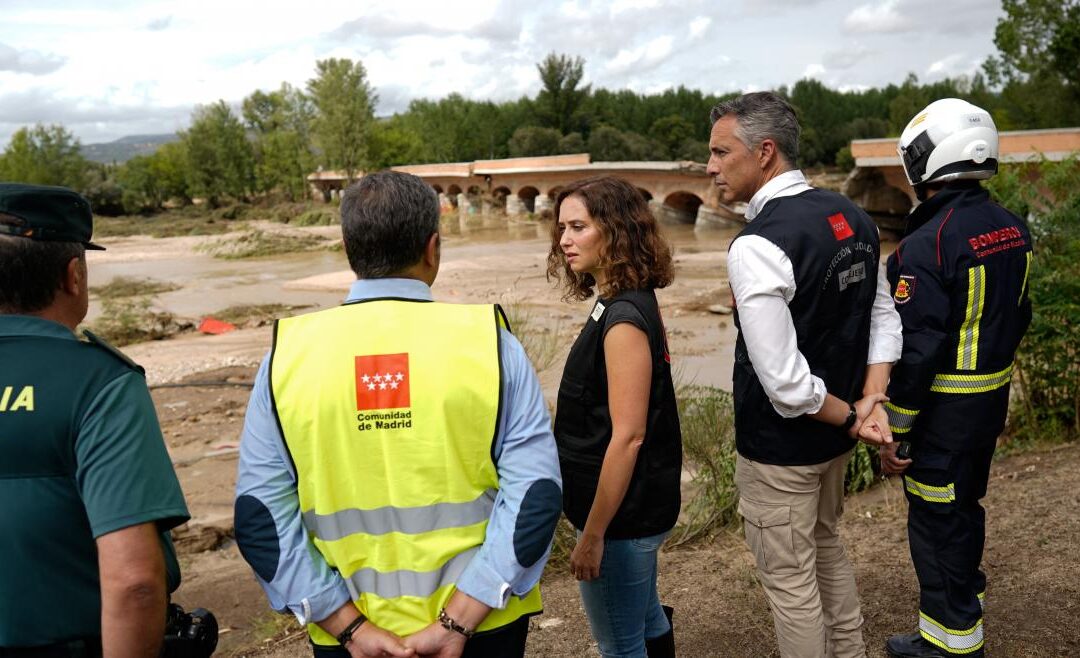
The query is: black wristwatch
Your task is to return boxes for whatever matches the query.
[336,614,367,646]
[841,402,858,431]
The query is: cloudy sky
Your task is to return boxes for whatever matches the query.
[0,0,1004,146]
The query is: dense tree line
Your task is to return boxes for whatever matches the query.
[1,1,1076,214]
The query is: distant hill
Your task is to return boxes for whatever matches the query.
[81,133,179,164]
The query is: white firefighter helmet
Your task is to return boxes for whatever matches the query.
[897,98,999,189]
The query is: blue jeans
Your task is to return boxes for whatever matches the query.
[578,531,671,658]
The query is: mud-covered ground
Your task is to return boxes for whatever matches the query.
[89,220,1078,657]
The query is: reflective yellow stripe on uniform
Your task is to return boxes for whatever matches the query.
[956,265,986,371]
[885,402,919,435]
[904,476,955,503]
[919,611,984,654]
[930,363,1013,394]
[1018,251,1032,306]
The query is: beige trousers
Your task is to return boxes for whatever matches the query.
[735,451,866,658]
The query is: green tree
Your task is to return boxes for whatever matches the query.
[115,143,190,213]
[507,126,562,157]
[307,58,376,181]
[243,83,315,200]
[181,101,254,206]
[558,132,586,154]
[368,116,425,169]
[586,125,665,161]
[401,94,524,163]
[650,114,694,159]
[82,163,125,216]
[535,53,591,135]
[984,0,1080,127]
[0,124,88,190]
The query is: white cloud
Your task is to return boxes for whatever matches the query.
[823,44,874,71]
[925,52,982,80]
[609,0,661,16]
[802,63,826,79]
[0,0,1007,145]
[605,35,675,75]
[146,15,171,31]
[689,16,711,40]
[843,0,913,34]
[0,42,66,75]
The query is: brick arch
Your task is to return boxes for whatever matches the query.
[660,191,703,225]
[518,186,540,213]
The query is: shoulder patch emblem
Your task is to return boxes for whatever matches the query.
[590,301,606,322]
[894,275,916,304]
[826,212,854,241]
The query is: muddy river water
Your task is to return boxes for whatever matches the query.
[84,220,744,393]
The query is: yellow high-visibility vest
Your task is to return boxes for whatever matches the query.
[271,299,542,645]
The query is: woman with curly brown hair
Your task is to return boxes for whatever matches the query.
[548,175,682,658]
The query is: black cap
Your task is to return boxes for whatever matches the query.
[0,183,105,250]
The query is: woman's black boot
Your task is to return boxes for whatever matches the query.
[645,605,675,658]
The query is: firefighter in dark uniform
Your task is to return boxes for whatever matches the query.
[879,100,1033,658]
[0,184,191,657]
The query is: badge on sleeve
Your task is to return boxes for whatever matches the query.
[591,301,606,322]
[893,275,916,304]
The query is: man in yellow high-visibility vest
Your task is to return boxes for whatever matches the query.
[235,171,563,658]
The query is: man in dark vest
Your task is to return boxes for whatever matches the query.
[707,92,902,658]
[0,183,190,657]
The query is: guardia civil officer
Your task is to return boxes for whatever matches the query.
[0,184,190,657]
[880,100,1033,658]
[234,171,562,658]
[708,92,902,658]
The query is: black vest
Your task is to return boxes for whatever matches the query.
[554,289,682,539]
[732,189,879,465]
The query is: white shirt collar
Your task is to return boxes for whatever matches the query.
[745,170,812,222]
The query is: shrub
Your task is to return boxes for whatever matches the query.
[90,276,179,299]
[196,229,328,259]
[293,209,338,226]
[988,157,1080,442]
[671,385,739,545]
[89,296,181,346]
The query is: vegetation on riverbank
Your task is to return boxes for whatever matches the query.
[988,157,1080,444]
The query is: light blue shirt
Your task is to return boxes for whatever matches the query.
[235,278,561,624]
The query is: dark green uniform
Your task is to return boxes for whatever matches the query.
[0,315,190,648]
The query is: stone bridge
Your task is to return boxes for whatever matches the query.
[844,127,1080,224]
[308,154,742,229]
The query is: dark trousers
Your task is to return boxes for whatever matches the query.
[904,438,995,655]
[311,616,529,658]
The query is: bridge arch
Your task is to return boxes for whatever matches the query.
[445,184,462,208]
[518,186,540,213]
[657,191,704,225]
[431,184,444,194]
[492,186,511,212]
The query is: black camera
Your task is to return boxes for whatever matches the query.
[896,441,912,460]
[162,603,218,658]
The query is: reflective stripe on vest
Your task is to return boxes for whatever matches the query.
[919,611,984,654]
[271,300,541,644]
[930,363,1013,394]
[956,265,986,371]
[904,475,955,503]
[885,402,919,435]
[1018,251,1032,306]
